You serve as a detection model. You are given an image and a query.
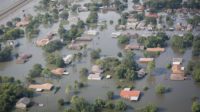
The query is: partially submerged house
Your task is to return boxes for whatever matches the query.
[68,40,86,50]
[139,58,154,63]
[124,44,140,50]
[170,58,186,80]
[16,53,32,64]
[51,68,69,76]
[63,54,73,64]
[88,65,103,80]
[111,32,121,38]
[29,83,53,91]
[120,89,141,101]
[146,48,165,52]
[172,58,183,65]
[15,97,31,109]
[36,33,54,47]
[137,68,146,78]
[16,16,30,27]
[76,36,93,41]
[85,30,98,36]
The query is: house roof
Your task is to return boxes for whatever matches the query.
[16,97,30,105]
[36,38,50,47]
[145,13,158,18]
[146,48,165,52]
[92,65,103,74]
[139,58,154,62]
[172,64,184,74]
[16,16,30,27]
[120,90,141,99]
[125,45,140,50]
[51,68,65,75]
[29,83,53,90]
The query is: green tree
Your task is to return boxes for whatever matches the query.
[155,84,166,94]
[147,61,155,75]
[115,100,127,111]
[43,40,63,53]
[0,47,12,62]
[117,35,129,44]
[28,64,43,78]
[60,10,69,20]
[90,49,101,60]
[139,104,158,112]
[192,101,200,112]
[107,91,114,100]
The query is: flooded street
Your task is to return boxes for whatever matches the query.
[0,0,200,112]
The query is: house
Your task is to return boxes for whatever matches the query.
[133,4,145,12]
[170,62,186,80]
[146,48,165,52]
[145,13,158,18]
[7,40,19,48]
[147,24,154,31]
[186,24,193,31]
[16,16,29,27]
[29,83,53,91]
[157,24,163,30]
[91,65,103,74]
[172,58,183,65]
[78,7,88,12]
[63,54,73,64]
[139,58,154,63]
[137,68,146,78]
[86,30,98,35]
[117,25,126,30]
[76,36,93,41]
[126,22,139,29]
[136,22,145,30]
[106,75,111,79]
[120,90,141,101]
[88,73,102,80]
[16,97,30,109]
[111,32,121,38]
[68,40,86,50]
[51,68,69,76]
[124,44,140,50]
[36,33,54,47]
[36,38,50,47]
[16,53,32,64]
[88,65,103,80]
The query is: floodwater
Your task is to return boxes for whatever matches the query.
[0,0,200,112]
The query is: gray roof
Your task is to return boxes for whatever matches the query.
[17,97,30,105]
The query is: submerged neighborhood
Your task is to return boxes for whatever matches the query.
[0,0,200,112]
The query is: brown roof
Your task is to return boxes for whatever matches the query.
[120,90,141,100]
[51,68,65,75]
[125,45,140,50]
[36,38,50,47]
[146,48,165,52]
[92,65,103,74]
[16,17,30,27]
[139,58,154,63]
[145,13,158,18]
[172,64,184,74]
[29,83,53,90]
